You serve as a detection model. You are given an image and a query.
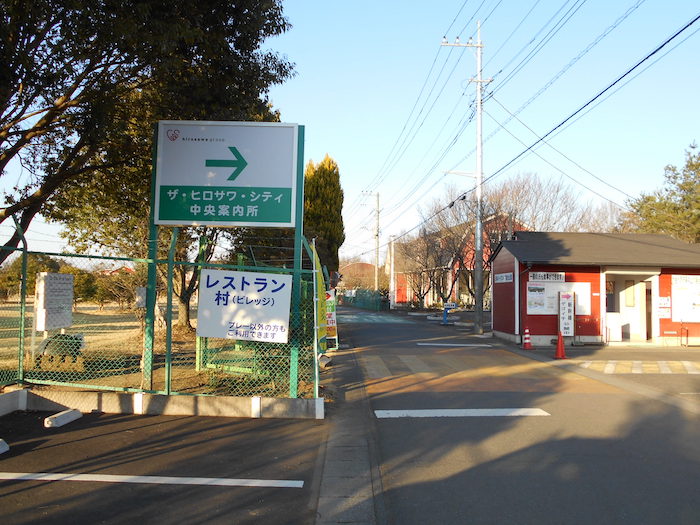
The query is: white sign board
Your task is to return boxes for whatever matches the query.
[671,274,700,322]
[530,271,565,282]
[494,272,513,283]
[325,290,338,338]
[135,287,147,308]
[527,281,591,315]
[35,273,74,331]
[196,269,293,343]
[559,292,575,337]
[155,121,299,227]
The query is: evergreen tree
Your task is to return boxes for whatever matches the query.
[303,155,345,272]
[620,145,700,243]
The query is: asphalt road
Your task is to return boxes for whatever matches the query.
[2,307,699,525]
[0,412,326,525]
[338,307,700,525]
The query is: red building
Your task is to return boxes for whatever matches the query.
[490,232,700,346]
[391,214,526,308]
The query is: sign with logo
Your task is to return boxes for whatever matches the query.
[196,269,293,343]
[155,121,299,227]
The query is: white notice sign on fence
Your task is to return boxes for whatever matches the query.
[35,273,74,331]
[196,269,293,343]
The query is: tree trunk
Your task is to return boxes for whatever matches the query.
[176,292,192,328]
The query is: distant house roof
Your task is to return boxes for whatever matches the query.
[492,232,700,268]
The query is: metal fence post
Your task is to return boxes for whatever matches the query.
[195,235,209,371]
[12,216,28,383]
[289,125,305,398]
[143,124,159,391]
[165,227,179,395]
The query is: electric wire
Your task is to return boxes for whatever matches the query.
[345,10,700,259]
[481,10,700,189]
[483,106,629,209]
[489,96,635,202]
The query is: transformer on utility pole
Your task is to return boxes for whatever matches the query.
[442,22,491,335]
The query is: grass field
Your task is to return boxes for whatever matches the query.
[0,301,315,397]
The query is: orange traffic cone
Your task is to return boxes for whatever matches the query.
[522,327,533,350]
[554,332,567,359]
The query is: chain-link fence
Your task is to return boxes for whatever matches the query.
[0,245,319,399]
[338,288,389,311]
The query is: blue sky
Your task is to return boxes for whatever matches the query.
[3,1,699,259]
[267,0,700,261]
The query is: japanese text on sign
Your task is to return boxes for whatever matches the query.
[559,292,575,337]
[197,269,292,343]
[530,271,565,282]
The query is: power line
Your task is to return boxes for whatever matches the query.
[489,96,634,202]
[346,10,700,259]
[482,9,700,188]
[483,107,629,209]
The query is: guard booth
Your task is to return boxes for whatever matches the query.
[490,232,700,346]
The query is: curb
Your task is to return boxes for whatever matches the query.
[0,389,323,420]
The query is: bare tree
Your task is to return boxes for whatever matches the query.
[394,229,443,306]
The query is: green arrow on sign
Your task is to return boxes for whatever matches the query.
[205,146,248,181]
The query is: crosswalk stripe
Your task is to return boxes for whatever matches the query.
[398,355,432,374]
[658,361,672,374]
[632,361,643,374]
[604,361,617,374]
[362,355,392,378]
[682,361,700,374]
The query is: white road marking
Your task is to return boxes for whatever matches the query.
[375,408,550,418]
[0,472,303,488]
[580,361,593,369]
[362,355,392,378]
[681,361,700,374]
[658,361,672,374]
[398,355,433,374]
[632,361,643,374]
[416,343,492,348]
[603,361,617,374]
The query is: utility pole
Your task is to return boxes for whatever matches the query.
[361,191,381,291]
[389,235,396,309]
[442,22,490,334]
[374,192,380,291]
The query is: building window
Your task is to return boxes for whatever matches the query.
[606,281,616,312]
[625,280,635,307]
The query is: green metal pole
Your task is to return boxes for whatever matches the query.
[143,124,159,391]
[12,216,28,383]
[165,227,179,395]
[311,239,320,398]
[289,125,305,398]
[195,235,209,371]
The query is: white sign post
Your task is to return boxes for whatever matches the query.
[35,273,74,332]
[196,269,293,343]
[559,292,575,337]
[155,121,299,228]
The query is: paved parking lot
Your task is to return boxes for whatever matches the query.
[0,411,326,525]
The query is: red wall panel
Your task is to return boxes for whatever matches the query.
[519,265,601,337]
